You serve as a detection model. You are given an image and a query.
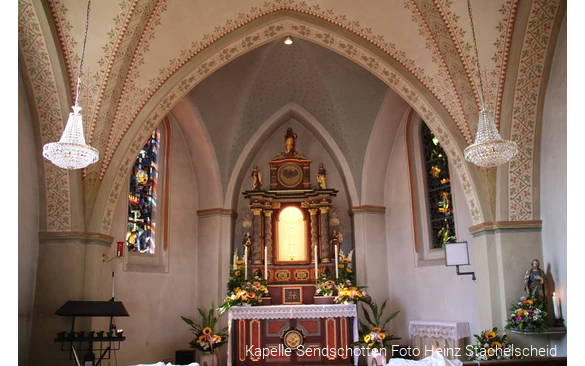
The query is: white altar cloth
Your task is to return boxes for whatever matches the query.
[227,304,358,366]
[408,321,470,361]
[408,321,470,341]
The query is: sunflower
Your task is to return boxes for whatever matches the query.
[346,268,353,273]
[234,270,241,276]
[339,264,345,269]
[485,331,496,340]
[372,327,381,332]
[238,265,244,270]
[364,334,371,343]
[198,335,207,343]
[253,281,260,286]
[517,310,527,317]
[235,260,243,265]
[491,341,502,348]
[213,335,222,343]
[258,285,266,292]
[322,283,331,290]
[202,327,212,335]
[523,299,534,306]
[342,258,350,264]
[487,349,495,357]
[379,333,386,340]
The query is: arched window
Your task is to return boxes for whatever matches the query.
[407,112,458,265]
[420,122,457,248]
[124,118,171,272]
[127,129,160,254]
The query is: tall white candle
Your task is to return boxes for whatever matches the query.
[552,292,561,319]
[335,245,339,279]
[264,247,268,280]
[314,245,318,280]
[244,247,248,280]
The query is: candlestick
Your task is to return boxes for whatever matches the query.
[335,244,339,279]
[264,247,268,280]
[314,245,318,280]
[244,247,248,280]
[552,292,561,319]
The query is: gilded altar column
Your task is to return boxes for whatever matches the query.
[264,210,273,264]
[319,207,330,262]
[309,209,318,263]
[252,208,263,264]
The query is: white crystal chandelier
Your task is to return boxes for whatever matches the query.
[463,0,518,168]
[43,0,99,170]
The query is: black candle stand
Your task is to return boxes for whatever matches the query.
[54,300,129,366]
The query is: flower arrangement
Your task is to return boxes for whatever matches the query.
[356,299,400,351]
[505,296,548,333]
[466,327,521,361]
[337,249,356,285]
[315,268,338,297]
[218,267,269,314]
[334,283,369,304]
[181,303,228,354]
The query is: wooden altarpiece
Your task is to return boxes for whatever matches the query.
[233,128,355,366]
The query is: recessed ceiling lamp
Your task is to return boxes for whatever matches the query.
[42,0,99,170]
[284,36,293,45]
[463,0,518,168]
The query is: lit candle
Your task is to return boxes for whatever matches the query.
[335,244,339,279]
[244,247,248,280]
[552,292,561,319]
[314,245,318,280]
[264,247,268,280]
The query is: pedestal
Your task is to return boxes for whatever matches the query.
[198,353,218,366]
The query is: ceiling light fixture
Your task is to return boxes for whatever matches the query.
[284,36,293,45]
[463,0,518,168]
[43,0,99,170]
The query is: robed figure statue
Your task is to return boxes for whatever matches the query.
[524,259,546,304]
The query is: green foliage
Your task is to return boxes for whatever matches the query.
[355,299,400,351]
[504,296,548,333]
[466,327,521,361]
[181,302,228,354]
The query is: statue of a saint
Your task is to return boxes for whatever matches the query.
[242,232,252,262]
[284,127,297,155]
[524,259,546,303]
[317,163,327,189]
[251,165,262,190]
[329,229,343,246]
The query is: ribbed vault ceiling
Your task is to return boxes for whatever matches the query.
[186,38,389,194]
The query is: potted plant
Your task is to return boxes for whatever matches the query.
[181,302,228,366]
[355,299,400,365]
[466,327,521,361]
[314,268,338,304]
[504,296,548,333]
[218,264,269,314]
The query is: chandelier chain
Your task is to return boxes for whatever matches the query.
[467,0,485,109]
[75,0,91,107]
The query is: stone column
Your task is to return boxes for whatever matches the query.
[309,208,318,263]
[264,210,273,264]
[319,207,330,262]
[252,208,263,264]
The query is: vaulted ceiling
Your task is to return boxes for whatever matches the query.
[18,0,566,234]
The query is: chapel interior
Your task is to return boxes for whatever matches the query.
[18,0,568,365]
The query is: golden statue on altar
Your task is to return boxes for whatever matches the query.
[316,163,327,189]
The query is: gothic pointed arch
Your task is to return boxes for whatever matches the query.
[91,12,487,235]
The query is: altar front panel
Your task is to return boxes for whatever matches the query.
[228,305,357,366]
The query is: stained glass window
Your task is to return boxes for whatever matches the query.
[126,129,160,254]
[421,122,456,248]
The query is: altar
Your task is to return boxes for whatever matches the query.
[227,304,358,366]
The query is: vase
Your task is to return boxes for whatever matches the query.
[366,349,387,366]
[313,296,335,304]
[198,353,218,366]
